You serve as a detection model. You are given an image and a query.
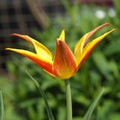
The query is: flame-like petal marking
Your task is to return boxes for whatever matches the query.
[74,23,111,62]
[6,48,54,76]
[12,34,52,63]
[76,28,117,69]
[57,29,65,41]
[53,40,77,79]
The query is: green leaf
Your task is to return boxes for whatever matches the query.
[83,88,105,120]
[104,40,120,56]
[0,90,4,120]
[92,51,113,80]
[26,71,55,120]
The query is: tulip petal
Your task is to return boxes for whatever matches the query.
[53,40,77,79]
[57,30,65,41]
[76,28,117,69]
[6,48,55,76]
[12,34,52,63]
[74,23,111,62]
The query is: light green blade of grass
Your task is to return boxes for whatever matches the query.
[26,71,55,120]
[0,90,4,120]
[83,88,105,120]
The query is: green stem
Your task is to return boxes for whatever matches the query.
[65,79,72,120]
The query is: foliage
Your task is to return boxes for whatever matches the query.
[1,0,120,119]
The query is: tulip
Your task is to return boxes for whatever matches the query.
[6,23,116,79]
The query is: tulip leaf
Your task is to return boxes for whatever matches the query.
[83,88,105,120]
[0,90,4,120]
[26,71,55,120]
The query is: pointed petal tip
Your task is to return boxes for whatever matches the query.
[106,28,118,34]
[57,29,65,41]
[61,29,65,33]
[5,48,23,54]
[61,29,65,34]
[113,27,119,31]
[5,48,11,50]
[5,48,19,52]
[10,33,24,37]
[103,22,112,26]
[11,33,19,36]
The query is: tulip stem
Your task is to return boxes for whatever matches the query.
[65,79,72,120]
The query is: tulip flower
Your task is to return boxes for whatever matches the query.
[6,23,116,79]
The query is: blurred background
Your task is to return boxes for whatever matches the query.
[0,0,120,120]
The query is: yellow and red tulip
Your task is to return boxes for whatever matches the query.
[6,23,117,79]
